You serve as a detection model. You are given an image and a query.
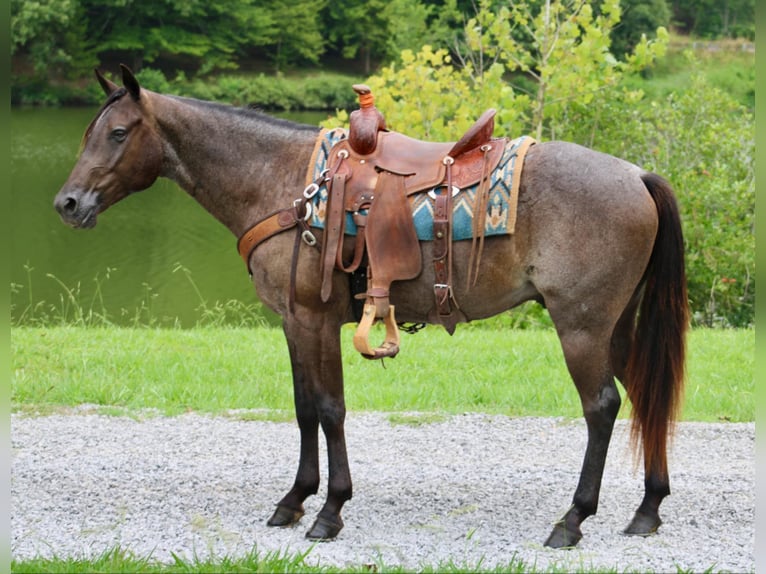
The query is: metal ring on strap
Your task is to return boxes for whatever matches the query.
[293,198,313,221]
[427,185,461,200]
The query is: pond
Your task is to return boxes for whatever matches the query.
[11,106,328,327]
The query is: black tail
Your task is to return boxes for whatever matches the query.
[625,172,689,478]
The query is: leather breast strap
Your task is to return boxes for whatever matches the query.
[238,207,304,273]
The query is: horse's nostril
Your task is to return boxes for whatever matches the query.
[63,197,77,213]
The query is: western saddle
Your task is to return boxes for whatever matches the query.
[320,85,507,359]
[238,85,508,360]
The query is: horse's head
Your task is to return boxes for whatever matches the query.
[54,65,163,228]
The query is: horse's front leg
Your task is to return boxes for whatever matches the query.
[266,322,320,528]
[268,314,351,540]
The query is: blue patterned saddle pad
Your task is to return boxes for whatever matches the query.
[305,128,533,241]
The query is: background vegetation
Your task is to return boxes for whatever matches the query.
[10,0,754,328]
[11,0,754,83]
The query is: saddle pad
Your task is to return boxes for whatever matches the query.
[305,128,534,240]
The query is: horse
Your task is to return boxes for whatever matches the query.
[54,65,688,548]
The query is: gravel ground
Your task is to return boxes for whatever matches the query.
[11,410,754,572]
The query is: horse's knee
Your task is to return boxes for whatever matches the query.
[316,396,346,430]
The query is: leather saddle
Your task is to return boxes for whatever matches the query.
[321,84,507,359]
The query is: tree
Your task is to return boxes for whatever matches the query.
[79,0,277,74]
[456,0,668,140]
[606,0,671,56]
[261,0,327,72]
[11,0,98,76]
[322,0,391,74]
[381,0,465,63]
[670,0,755,39]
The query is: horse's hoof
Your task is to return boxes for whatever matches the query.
[267,504,304,527]
[305,514,344,541]
[624,510,661,536]
[544,522,582,549]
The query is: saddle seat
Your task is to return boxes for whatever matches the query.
[320,85,507,359]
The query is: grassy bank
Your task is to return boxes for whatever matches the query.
[11,326,753,422]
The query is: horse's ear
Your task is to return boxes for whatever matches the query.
[95,69,119,96]
[120,64,141,101]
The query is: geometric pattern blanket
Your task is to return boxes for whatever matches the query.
[305,128,535,241]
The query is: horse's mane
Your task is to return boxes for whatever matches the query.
[79,88,129,154]
[169,95,321,133]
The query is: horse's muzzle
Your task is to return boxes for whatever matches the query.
[54,189,100,229]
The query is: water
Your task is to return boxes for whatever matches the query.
[10,107,327,326]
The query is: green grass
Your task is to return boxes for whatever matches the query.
[11,545,642,574]
[11,325,753,422]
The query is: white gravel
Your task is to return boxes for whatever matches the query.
[11,409,754,572]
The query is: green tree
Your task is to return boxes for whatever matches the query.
[456,0,667,140]
[261,0,327,72]
[670,0,755,39]
[382,0,464,62]
[325,45,527,140]
[606,0,671,56]
[11,0,98,76]
[322,0,391,74]
[80,0,277,74]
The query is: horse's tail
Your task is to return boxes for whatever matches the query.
[625,172,689,478]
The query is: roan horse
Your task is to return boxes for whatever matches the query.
[54,65,688,548]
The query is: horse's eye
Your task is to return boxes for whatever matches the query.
[110,128,127,142]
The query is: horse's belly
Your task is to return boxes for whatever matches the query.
[389,236,536,323]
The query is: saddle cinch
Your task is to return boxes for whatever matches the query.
[321,85,508,360]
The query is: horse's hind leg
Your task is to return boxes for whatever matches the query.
[610,297,670,537]
[268,315,351,540]
[544,322,622,548]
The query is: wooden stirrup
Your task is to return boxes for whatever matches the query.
[353,303,400,360]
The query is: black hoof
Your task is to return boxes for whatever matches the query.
[267,504,304,528]
[624,510,662,536]
[544,521,582,549]
[306,514,344,541]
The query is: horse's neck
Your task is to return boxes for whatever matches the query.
[150,93,319,236]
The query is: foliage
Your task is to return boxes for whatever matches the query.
[264,0,328,71]
[79,0,277,74]
[11,0,99,77]
[11,0,754,85]
[323,45,527,140]
[671,0,755,39]
[332,0,667,143]
[604,0,671,56]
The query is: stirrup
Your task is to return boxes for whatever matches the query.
[353,303,400,359]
